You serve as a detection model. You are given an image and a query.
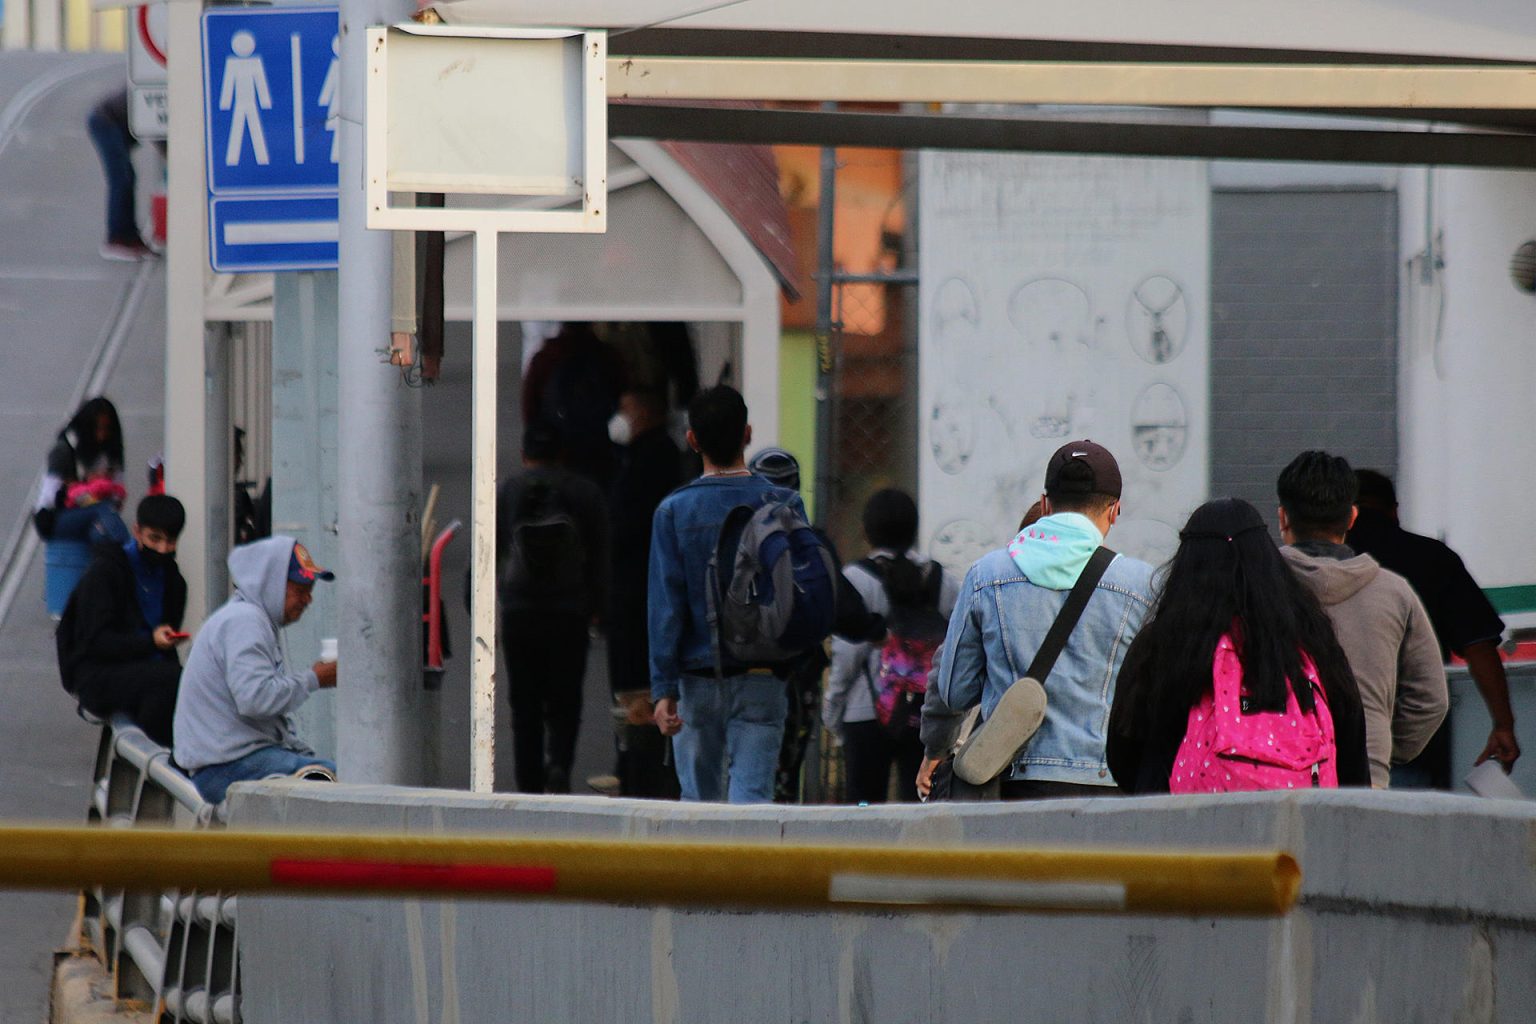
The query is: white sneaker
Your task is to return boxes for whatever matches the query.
[586,774,620,796]
[100,241,154,262]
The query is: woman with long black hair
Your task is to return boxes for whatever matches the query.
[1108,497,1370,793]
[33,395,130,545]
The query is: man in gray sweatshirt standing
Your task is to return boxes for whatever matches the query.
[1277,451,1447,788]
[174,535,339,804]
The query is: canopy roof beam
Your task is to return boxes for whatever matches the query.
[610,58,1536,111]
[610,104,1536,169]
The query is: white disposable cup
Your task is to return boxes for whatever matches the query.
[319,637,338,661]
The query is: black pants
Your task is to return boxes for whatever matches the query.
[75,659,179,747]
[843,719,925,803]
[503,610,589,794]
[617,722,680,799]
[999,779,1122,800]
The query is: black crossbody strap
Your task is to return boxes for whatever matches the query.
[1023,546,1116,684]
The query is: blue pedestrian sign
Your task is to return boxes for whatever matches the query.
[211,195,339,273]
[202,7,340,271]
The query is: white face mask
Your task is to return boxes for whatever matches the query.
[607,413,633,446]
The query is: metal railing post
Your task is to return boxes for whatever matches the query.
[77,718,233,1023]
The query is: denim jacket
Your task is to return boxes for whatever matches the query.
[647,474,804,700]
[922,525,1154,786]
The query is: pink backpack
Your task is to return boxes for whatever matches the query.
[1169,634,1338,794]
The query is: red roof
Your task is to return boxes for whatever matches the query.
[658,138,803,302]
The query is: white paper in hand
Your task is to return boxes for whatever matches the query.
[1465,760,1525,800]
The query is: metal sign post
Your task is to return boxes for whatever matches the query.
[367,23,606,792]
[470,228,499,794]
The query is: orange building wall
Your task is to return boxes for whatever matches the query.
[776,145,906,339]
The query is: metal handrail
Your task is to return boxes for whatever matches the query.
[109,718,209,816]
[80,716,240,1024]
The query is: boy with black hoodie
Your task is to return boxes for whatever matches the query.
[56,494,188,745]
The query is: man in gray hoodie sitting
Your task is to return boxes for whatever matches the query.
[173,535,339,804]
[1277,451,1447,788]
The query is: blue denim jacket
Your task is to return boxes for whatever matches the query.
[647,474,804,700]
[924,543,1154,786]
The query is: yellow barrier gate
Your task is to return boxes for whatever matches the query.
[8,824,1298,916]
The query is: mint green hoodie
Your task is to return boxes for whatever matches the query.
[1006,512,1104,590]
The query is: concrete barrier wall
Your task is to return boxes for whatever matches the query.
[228,785,1536,1023]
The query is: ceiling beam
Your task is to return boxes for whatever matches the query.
[609,105,1536,169]
[606,28,1515,67]
[609,58,1536,111]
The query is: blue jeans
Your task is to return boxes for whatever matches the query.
[86,105,140,245]
[191,746,337,804]
[674,672,787,803]
[51,504,129,545]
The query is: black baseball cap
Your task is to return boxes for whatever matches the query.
[1044,440,1122,499]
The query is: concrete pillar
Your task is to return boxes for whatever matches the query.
[164,0,210,624]
[32,0,60,51]
[334,0,427,784]
[205,324,231,602]
[273,272,341,758]
[3,0,31,51]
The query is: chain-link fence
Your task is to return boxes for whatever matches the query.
[821,278,918,559]
[802,151,920,803]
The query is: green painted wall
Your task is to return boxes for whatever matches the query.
[779,331,818,520]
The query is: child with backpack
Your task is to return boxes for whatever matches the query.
[648,387,837,803]
[1107,498,1371,794]
[825,489,960,803]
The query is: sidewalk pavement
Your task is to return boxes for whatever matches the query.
[0,53,168,1022]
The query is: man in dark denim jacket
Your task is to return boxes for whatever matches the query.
[648,387,805,802]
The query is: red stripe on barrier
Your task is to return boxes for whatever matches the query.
[270,859,558,893]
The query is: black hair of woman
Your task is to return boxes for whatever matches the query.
[1110,497,1364,788]
[66,395,124,470]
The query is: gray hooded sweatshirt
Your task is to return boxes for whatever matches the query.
[173,536,320,772]
[1282,545,1447,787]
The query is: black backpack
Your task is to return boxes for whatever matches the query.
[860,556,948,737]
[502,480,586,596]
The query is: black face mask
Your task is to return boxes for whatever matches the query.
[139,547,177,573]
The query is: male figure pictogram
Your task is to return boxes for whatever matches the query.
[220,30,272,166]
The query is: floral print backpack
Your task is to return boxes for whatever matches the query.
[1169,634,1338,793]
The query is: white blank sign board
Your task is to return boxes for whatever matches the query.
[387,34,580,195]
[367,25,606,233]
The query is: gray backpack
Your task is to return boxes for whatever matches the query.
[705,499,839,674]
